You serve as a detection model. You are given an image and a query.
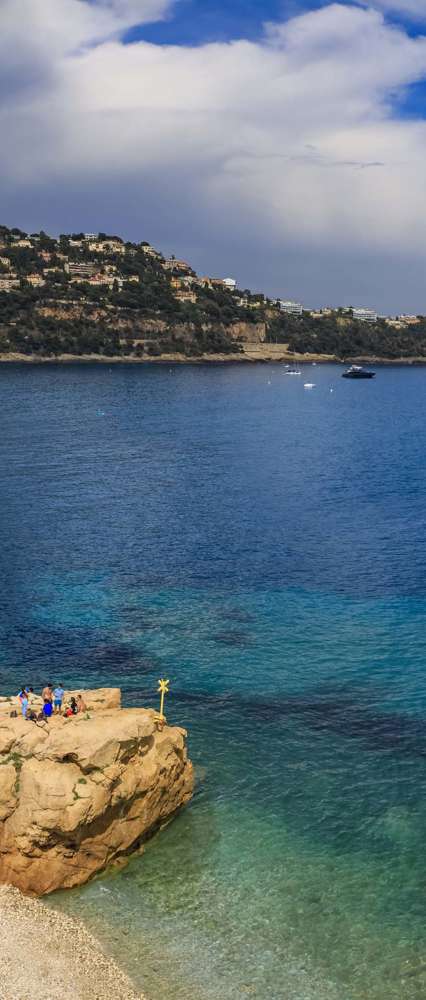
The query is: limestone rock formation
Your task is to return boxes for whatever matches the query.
[0,691,193,895]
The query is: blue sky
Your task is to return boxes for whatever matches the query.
[2,0,426,312]
[126,1,318,45]
[128,0,426,45]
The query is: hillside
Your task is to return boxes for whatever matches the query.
[1,225,426,360]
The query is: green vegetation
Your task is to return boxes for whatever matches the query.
[267,311,426,359]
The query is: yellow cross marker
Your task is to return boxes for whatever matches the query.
[157,678,170,720]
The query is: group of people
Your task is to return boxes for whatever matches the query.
[17,684,87,722]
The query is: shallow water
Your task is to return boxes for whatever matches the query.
[1,362,426,998]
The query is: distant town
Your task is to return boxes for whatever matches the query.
[0,225,426,360]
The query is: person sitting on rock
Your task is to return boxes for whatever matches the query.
[42,698,53,720]
[76,694,87,713]
[64,697,78,718]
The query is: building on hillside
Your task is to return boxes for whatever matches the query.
[163,258,192,273]
[210,278,236,291]
[0,257,10,267]
[87,274,123,290]
[84,234,97,241]
[170,275,195,290]
[140,244,162,259]
[123,275,140,283]
[352,308,378,323]
[0,275,20,291]
[278,300,303,315]
[175,290,197,304]
[385,319,404,329]
[235,296,249,307]
[66,261,98,278]
[398,315,420,325]
[88,240,125,255]
[26,274,46,287]
[13,239,32,248]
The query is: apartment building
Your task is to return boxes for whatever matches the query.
[278,300,303,315]
[352,308,378,323]
[66,261,98,278]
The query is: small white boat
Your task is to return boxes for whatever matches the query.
[304,383,315,389]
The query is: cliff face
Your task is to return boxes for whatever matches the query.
[0,690,194,896]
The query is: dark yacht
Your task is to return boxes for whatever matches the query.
[342,365,376,380]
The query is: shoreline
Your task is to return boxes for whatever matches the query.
[1,350,426,366]
[0,885,144,1000]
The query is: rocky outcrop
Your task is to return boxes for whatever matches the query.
[0,690,193,896]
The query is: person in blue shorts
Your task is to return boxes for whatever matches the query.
[42,699,53,720]
[53,684,65,714]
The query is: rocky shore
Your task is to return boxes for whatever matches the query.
[0,885,144,1000]
[0,349,425,364]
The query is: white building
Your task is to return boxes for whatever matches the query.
[66,261,98,278]
[352,308,378,323]
[278,300,303,315]
[223,277,237,291]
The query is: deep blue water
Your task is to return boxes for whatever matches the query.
[1,362,426,999]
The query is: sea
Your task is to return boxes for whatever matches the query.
[1,360,426,1000]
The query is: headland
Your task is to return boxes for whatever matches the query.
[0,687,193,895]
[1,224,426,362]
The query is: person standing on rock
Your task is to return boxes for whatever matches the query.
[53,684,65,714]
[42,683,53,705]
[18,687,29,718]
[42,698,53,720]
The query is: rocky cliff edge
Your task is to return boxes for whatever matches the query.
[0,689,194,895]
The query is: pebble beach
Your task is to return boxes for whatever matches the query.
[0,886,144,1000]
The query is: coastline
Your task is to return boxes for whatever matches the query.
[1,349,426,365]
[0,885,144,1000]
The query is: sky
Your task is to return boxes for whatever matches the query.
[1,1,426,311]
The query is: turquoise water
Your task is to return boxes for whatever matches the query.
[1,362,426,998]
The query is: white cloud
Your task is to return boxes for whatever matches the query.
[1,1,426,309]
